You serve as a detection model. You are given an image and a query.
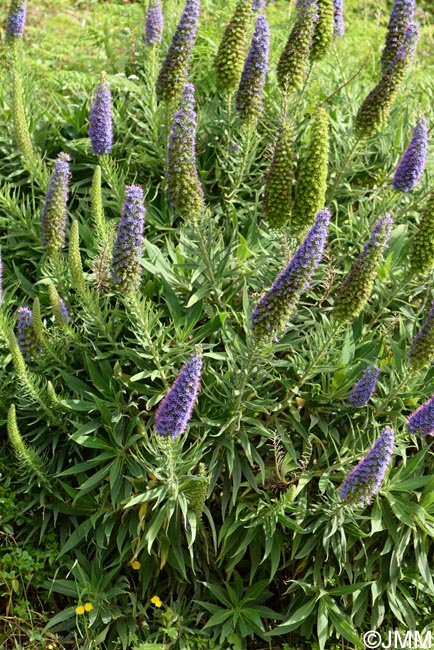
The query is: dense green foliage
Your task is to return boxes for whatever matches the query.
[1,0,434,648]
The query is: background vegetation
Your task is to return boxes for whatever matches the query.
[0,0,434,648]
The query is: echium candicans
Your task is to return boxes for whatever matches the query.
[154,352,203,439]
[409,190,434,276]
[6,0,27,39]
[214,0,253,93]
[407,393,434,437]
[407,300,434,372]
[291,108,329,237]
[349,365,380,407]
[111,185,146,293]
[263,118,294,229]
[310,0,334,61]
[145,0,164,45]
[235,14,270,124]
[250,208,331,340]
[333,0,344,36]
[156,0,199,103]
[16,307,39,359]
[88,74,113,156]
[355,22,418,138]
[41,152,71,256]
[277,0,317,92]
[332,214,393,323]
[392,115,428,192]
[339,426,394,507]
[167,83,205,220]
[380,0,415,71]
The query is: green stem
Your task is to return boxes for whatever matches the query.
[229,343,257,433]
[226,125,254,200]
[326,135,362,203]
[374,367,414,418]
[192,218,225,311]
[296,322,343,391]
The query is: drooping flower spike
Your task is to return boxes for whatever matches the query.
[89,75,113,156]
[407,393,434,437]
[111,185,146,293]
[250,208,331,340]
[154,352,203,439]
[41,152,72,256]
[348,365,380,408]
[392,115,428,192]
[339,426,394,507]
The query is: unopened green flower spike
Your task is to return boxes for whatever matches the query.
[263,118,294,229]
[7,403,47,485]
[409,190,434,277]
[310,0,334,62]
[214,0,252,93]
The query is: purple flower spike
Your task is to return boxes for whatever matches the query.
[407,394,434,437]
[392,116,428,192]
[236,13,270,124]
[16,307,39,359]
[252,0,267,10]
[41,152,71,256]
[250,208,331,340]
[89,77,113,156]
[154,353,203,439]
[6,0,27,38]
[111,185,146,293]
[339,426,394,507]
[333,0,344,37]
[381,0,415,71]
[349,365,380,407]
[145,0,164,45]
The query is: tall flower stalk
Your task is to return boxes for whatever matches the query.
[88,74,113,156]
[310,0,334,62]
[263,118,294,229]
[409,190,434,277]
[250,208,331,340]
[332,214,393,323]
[111,185,146,293]
[392,115,428,192]
[339,426,394,507]
[214,0,253,93]
[167,83,205,220]
[235,13,270,125]
[156,0,199,104]
[277,0,317,92]
[41,152,71,256]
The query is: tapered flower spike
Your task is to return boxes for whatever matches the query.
[6,0,27,39]
[12,70,33,162]
[380,0,415,71]
[333,0,344,37]
[349,365,380,407]
[291,108,329,237]
[145,0,164,45]
[214,0,253,93]
[392,116,428,192]
[263,118,294,229]
[277,0,317,92]
[48,284,70,326]
[235,14,270,124]
[16,307,39,359]
[89,74,113,156]
[310,0,334,61]
[7,404,47,484]
[41,152,71,256]
[355,22,419,138]
[156,0,199,103]
[167,83,205,220]
[250,208,331,340]
[111,185,146,293]
[154,352,203,439]
[339,426,394,507]
[409,191,434,277]
[332,214,393,323]
[407,393,434,437]
[408,300,434,372]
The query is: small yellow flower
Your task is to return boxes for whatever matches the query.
[75,605,85,615]
[84,602,94,612]
[150,595,163,608]
[131,560,141,570]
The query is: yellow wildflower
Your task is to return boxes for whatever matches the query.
[150,595,163,608]
[84,602,94,612]
[75,605,85,615]
[130,560,141,570]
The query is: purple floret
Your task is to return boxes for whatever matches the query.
[407,393,434,437]
[154,353,203,439]
[89,79,113,156]
[339,426,394,507]
[6,0,27,38]
[111,185,146,293]
[349,365,380,407]
[392,116,428,192]
[145,0,164,45]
